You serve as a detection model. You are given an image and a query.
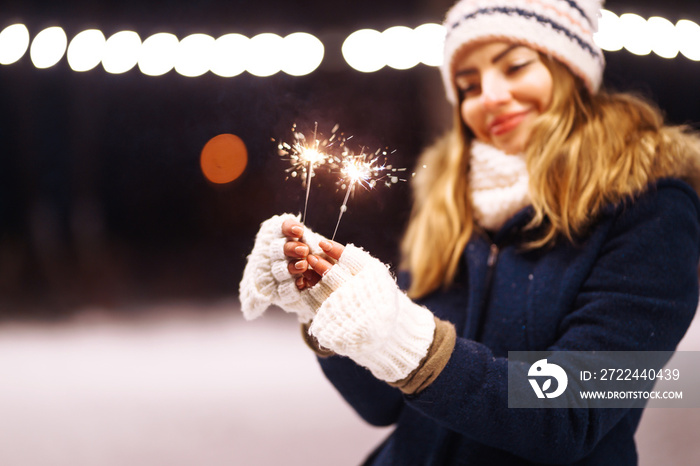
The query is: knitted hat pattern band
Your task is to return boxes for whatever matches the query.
[441,0,605,104]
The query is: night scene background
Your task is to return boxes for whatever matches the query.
[0,1,699,464]
[0,0,697,317]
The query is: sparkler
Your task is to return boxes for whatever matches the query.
[276,123,339,223]
[331,147,407,240]
[276,122,408,240]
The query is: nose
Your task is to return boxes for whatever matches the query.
[479,73,510,110]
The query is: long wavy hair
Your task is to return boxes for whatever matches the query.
[400,55,700,299]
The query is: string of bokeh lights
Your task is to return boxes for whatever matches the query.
[0,10,699,77]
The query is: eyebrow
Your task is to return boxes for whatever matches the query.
[454,44,524,78]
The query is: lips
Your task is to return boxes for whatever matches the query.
[488,110,532,136]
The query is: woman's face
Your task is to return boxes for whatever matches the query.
[454,41,554,154]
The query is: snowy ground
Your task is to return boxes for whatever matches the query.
[0,300,698,465]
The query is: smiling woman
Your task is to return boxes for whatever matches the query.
[238,0,700,465]
[454,42,554,155]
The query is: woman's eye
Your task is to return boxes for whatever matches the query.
[507,60,532,74]
[458,84,479,98]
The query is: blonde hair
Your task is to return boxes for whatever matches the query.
[401,55,700,299]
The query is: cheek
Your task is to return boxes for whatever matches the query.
[534,82,553,112]
[531,68,554,111]
[542,81,554,111]
[460,100,482,135]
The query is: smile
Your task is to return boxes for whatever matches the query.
[488,110,532,136]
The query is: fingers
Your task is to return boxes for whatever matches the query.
[304,269,321,287]
[319,240,345,261]
[281,218,304,239]
[289,253,331,287]
[300,269,322,288]
[288,259,308,276]
[281,219,344,261]
[286,241,313,286]
[307,254,334,276]
[285,237,344,278]
[280,218,344,289]
[283,241,309,259]
[295,268,322,290]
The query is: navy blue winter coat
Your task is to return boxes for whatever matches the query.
[318,178,700,465]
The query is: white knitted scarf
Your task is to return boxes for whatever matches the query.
[468,141,531,232]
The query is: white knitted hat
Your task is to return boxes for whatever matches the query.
[441,0,605,104]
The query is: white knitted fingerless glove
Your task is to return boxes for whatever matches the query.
[308,245,436,383]
[238,213,332,324]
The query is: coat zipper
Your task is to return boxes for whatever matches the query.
[474,242,500,341]
[485,243,500,300]
[487,243,499,268]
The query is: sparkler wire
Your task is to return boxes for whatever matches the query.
[277,122,407,239]
[301,122,319,224]
[332,180,355,241]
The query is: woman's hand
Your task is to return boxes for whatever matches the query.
[238,213,318,323]
[304,243,437,383]
[281,218,345,289]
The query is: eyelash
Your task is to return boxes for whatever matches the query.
[458,84,477,97]
[457,60,534,98]
[507,60,532,74]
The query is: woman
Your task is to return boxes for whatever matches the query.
[239,0,700,464]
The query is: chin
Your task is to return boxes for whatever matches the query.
[493,135,528,155]
[493,142,525,155]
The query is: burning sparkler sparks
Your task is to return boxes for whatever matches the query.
[331,147,407,240]
[275,122,408,239]
[276,122,340,222]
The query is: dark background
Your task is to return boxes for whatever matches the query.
[0,0,698,318]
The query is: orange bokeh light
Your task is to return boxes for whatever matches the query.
[200,133,248,184]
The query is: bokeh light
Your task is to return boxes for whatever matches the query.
[594,10,624,52]
[343,25,445,71]
[247,33,284,77]
[138,32,179,76]
[620,13,652,56]
[677,19,700,61]
[342,29,385,73]
[0,23,30,65]
[648,17,678,59]
[102,31,141,74]
[30,26,68,69]
[281,32,324,76]
[67,29,106,72]
[0,11,698,78]
[200,134,248,184]
[382,26,420,70]
[210,33,249,78]
[175,33,215,78]
[414,23,445,67]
